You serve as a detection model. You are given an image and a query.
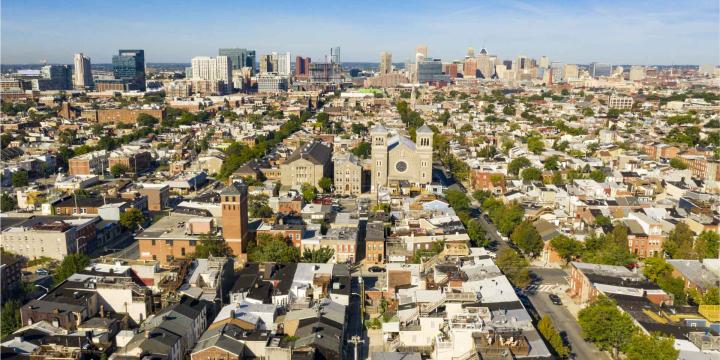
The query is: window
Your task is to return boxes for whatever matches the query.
[181,248,185,256]
[166,240,173,246]
[189,240,196,246]
[166,255,173,262]
[151,239,156,246]
[152,255,157,260]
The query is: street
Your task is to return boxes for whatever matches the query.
[526,290,608,360]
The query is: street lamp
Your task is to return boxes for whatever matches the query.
[35,284,49,299]
[75,236,87,254]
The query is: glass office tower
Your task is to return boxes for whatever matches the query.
[112,49,146,91]
[219,48,256,72]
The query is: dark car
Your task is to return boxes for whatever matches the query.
[368,266,386,273]
[549,294,562,305]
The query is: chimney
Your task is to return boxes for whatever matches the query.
[100,305,105,318]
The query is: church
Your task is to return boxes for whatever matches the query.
[370,123,433,192]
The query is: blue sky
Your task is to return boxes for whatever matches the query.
[2,0,718,65]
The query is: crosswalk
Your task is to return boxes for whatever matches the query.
[524,284,567,293]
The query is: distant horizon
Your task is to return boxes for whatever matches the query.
[0,61,710,67]
[3,0,719,65]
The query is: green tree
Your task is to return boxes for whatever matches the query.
[664,222,695,259]
[543,155,559,170]
[302,247,335,263]
[318,177,333,193]
[54,253,91,284]
[301,183,317,203]
[58,129,77,145]
[502,105,516,116]
[538,316,570,359]
[466,220,489,247]
[642,257,673,282]
[12,170,29,187]
[119,208,145,231]
[137,113,159,127]
[511,221,543,255]
[248,236,300,263]
[607,108,623,119]
[508,157,531,176]
[669,158,688,169]
[495,248,531,288]
[351,141,371,159]
[445,189,470,212]
[0,133,12,149]
[623,333,678,360]
[191,234,232,258]
[1,193,16,212]
[589,169,606,182]
[1,300,22,337]
[549,235,583,263]
[110,163,130,178]
[582,107,594,117]
[578,296,637,359]
[410,240,445,264]
[694,231,720,259]
[527,137,545,154]
[521,167,543,181]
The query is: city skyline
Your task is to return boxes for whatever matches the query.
[2,0,718,65]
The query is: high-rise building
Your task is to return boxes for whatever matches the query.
[36,65,72,90]
[563,64,579,80]
[476,51,495,79]
[221,182,248,256]
[629,65,646,81]
[539,56,550,69]
[590,62,612,77]
[295,56,312,76]
[191,56,233,93]
[467,47,475,58]
[218,48,256,71]
[331,46,341,64]
[463,58,477,78]
[550,62,564,83]
[379,52,392,74]
[112,49,145,91]
[415,45,428,58]
[503,60,513,70]
[73,53,93,90]
[259,54,274,73]
[416,59,447,83]
[516,55,531,70]
[276,52,291,76]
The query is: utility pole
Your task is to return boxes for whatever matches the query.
[348,335,365,360]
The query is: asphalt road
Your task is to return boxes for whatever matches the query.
[527,291,608,360]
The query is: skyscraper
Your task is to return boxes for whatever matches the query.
[219,48,256,71]
[73,53,93,90]
[415,45,428,58]
[295,56,311,76]
[112,49,145,91]
[379,51,392,74]
[36,65,72,90]
[331,46,341,64]
[276,52,291,76]
[467,47,475,58]
[191,56,233,93]
[539,56,550,69]
[259,54,274,73]
[590,62,612,77]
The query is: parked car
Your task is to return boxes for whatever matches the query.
[368,266,386,273]
[35,268,49,276]
[549,294,562,305]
